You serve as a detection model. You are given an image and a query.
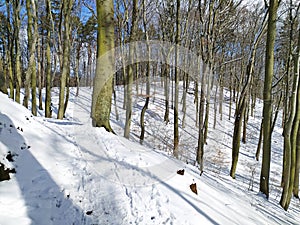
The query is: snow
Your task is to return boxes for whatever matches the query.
[0,85,299,225]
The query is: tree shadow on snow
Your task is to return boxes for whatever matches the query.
[0,112,92,225]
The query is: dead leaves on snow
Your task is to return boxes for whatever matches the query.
[176,168,198,195]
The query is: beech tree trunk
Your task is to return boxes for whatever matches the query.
[91,0,114,132]
[57,0,73,119]
[140,0,150,144]
[124,0,138,139]
[280,25,300,210]
[13,1,22,104]
[45,0,52,118]
[260,0,279,199]
[173,0,180,158]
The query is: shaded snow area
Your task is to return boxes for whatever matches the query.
[0,85,299,225]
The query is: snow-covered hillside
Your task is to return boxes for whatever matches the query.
[0,86,299,224]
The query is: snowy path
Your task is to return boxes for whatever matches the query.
[66,94,180,224]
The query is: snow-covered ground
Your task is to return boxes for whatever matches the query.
[0,84,299,225]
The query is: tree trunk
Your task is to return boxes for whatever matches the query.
[203,66,212,144]
[45,0,52,118]
[5,1,13,99]
[181,74,187,128]
[0,57,7,94]
[242,96,249,144]
[163,64,170,124]
[13,1,22,104]
[196,59,208,174]
[140,0,150,144]
[25,0,38,116]
[294,126,300,198]
[194,80,199,127]
[63,69,70,116]
[229,67,233,120]
[57,0,73,119]
[173,0,180,158]
[38,37,43,110]
[75,43,81,97]
[124,0,138,139]
[280,26,300,209]
[256,120,263,161]
[260,0,279,199]
[230,94,246,178]
[23,0,32,109]
[271,91,283,132]
[87,45,92,88]
[213,80,218,129]
[219,68,224,121]
[91,0,114,132]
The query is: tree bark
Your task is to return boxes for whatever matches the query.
[38,36,43,110]
[294,126,300,198]
[13,1,22,104]
[280,25,300,209]
[140,0,150,144]
[163,64,170,124]
[260,0,279,199]
[256,119,264,161]
[0,56,7,94]
[124,0,138,139]
[91,0,115,132]
[24,0,38,115]
[45,0,52,118]
[173,0,180,158]
[57,0,73,119]
[5,1,13,99]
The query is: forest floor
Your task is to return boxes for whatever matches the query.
[0,84,299,224]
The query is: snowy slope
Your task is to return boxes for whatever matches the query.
[0,87,299,225]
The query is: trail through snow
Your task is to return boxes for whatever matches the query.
[0,88,300,224]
